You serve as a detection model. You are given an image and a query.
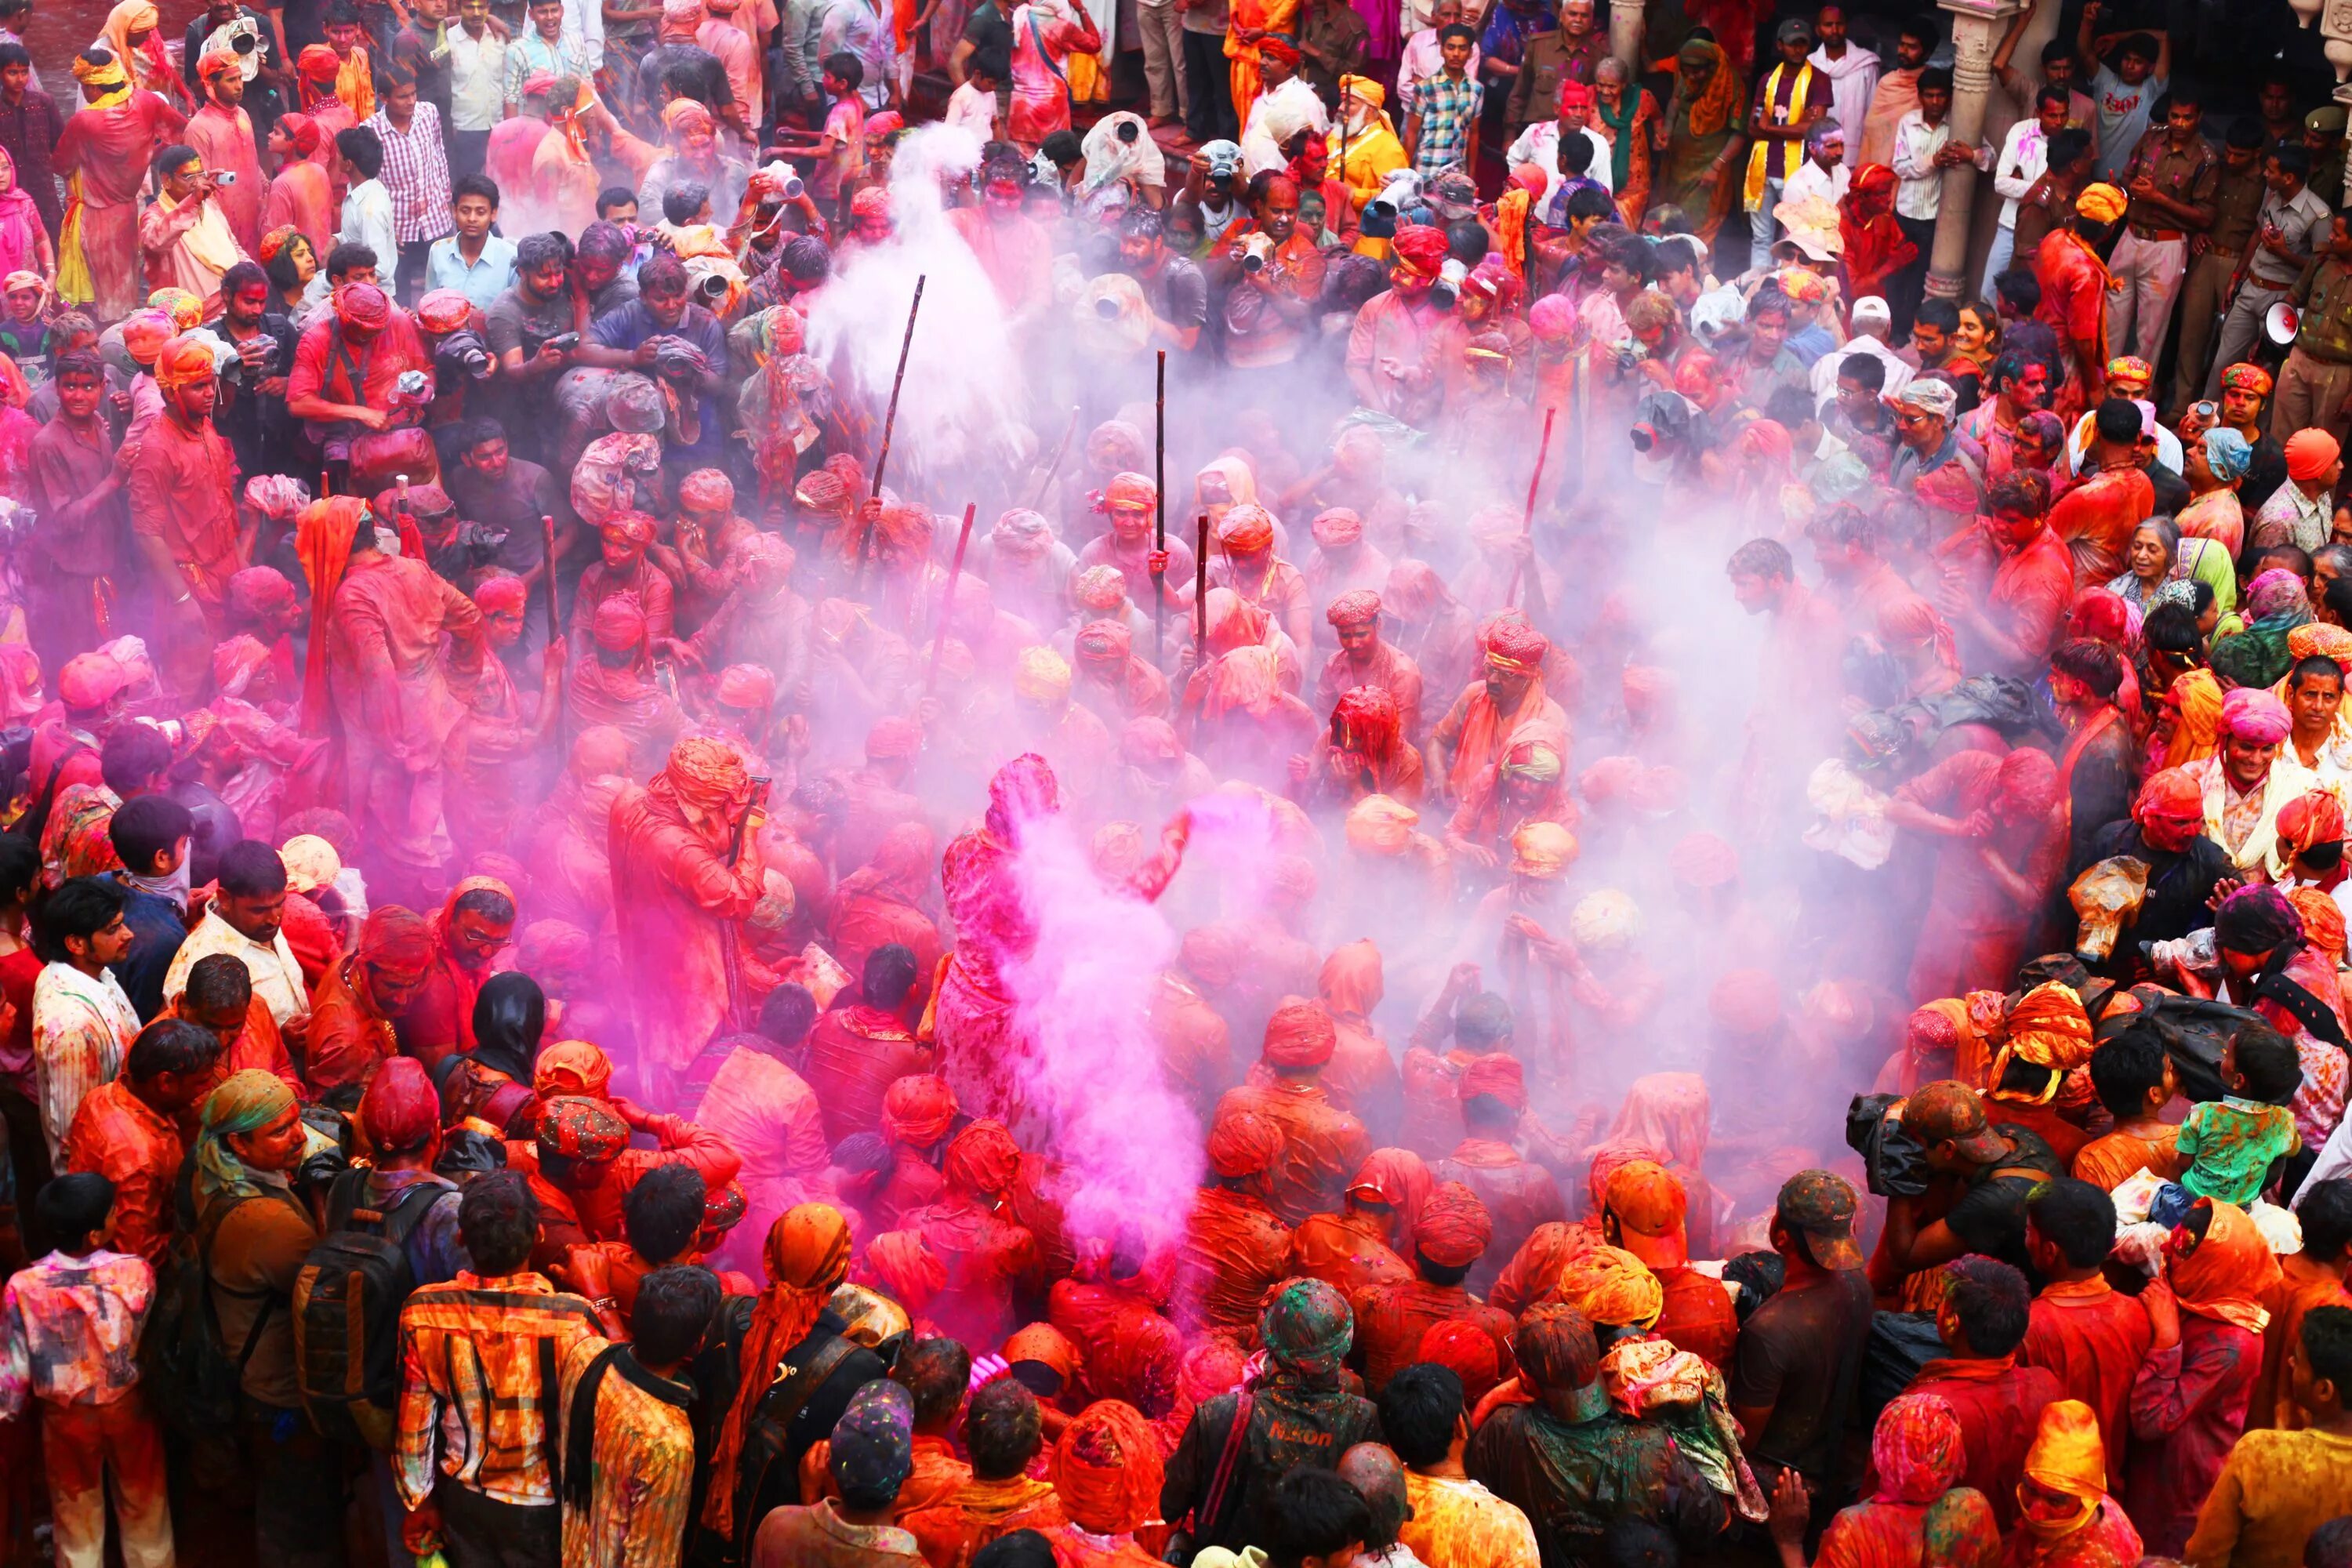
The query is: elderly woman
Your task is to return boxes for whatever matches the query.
[2106,516,2180,615]
[2179,426,2253,558]
[1592,56,1659,227]
[1656,37,1744,241]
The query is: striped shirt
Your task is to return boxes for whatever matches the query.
[394,1271,600,1510]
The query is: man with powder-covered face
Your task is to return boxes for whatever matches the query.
[947,154,1051,327]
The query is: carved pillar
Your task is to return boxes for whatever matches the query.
[1610,0,1642,70]
[2325,0,2352,103]
[1927,0,2027,300]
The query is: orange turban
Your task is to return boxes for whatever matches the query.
[1988,982,2092,1102]
[2288,887,2347,963]
[1417,1319,1502,1404]
[1207,1109,1283,1177]
[1555,1243,1664,1329]
[1216,504,1276,554]
[153,332,217,392]
[943,1120,1021,1198]
[706,1203,855,1534]
[2168,1199,2283,1334]
[1050,1401,1164,1535]
[2017,1399,2107,1542]
[358,906,434,973]
[533,1039,613,1100]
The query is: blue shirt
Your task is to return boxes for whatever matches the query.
[586,299,731,460]
[423,234,519,313]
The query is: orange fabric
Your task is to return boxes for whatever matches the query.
[704,1203,855,1536]
[2169,1200,2283,1335]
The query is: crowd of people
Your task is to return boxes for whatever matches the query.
[0,1,2347,1567]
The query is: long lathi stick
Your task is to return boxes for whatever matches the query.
[854,274,927,586]
[926,503,978,698]
[1505,406,1558,608]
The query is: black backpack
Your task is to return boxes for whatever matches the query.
[291,1169,449,1448]
[141,1187,267,1450]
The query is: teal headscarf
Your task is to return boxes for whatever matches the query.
[194,1069,299,1204]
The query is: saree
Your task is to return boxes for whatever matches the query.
[1656,39,1742,241]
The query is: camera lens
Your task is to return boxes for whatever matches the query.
[1094,296,1122,320]
[1628,426,1656,452]
[233,31,255,51]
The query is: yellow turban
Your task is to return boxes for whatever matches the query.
[72,52,130,107]
[1509,822,1577,880]
[1340,74,1384,110]
[1555,1243,1664,1330]
[2017,1399,2107,1542]
[1014,646,1073,705]
[1345,794,1419,855]
[2075,183,2128,224]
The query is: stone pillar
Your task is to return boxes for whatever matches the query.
[1926,0,2027,301]
[1610,0,1642,70]
[2324,0,2352,103]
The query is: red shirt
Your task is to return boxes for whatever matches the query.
[1211,1078,1370,1229]
[126,408,241,608]
[60,1078,180,1267]
[287,308,430,416]
[1433,1138,1566,1298]
[1884,1356,2063,1531]
[1354,1277,1513,1392]
[1174,1185,1292,1343]
[2017,1279,2154,1490]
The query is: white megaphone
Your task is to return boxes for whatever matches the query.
[2267,300,2302,347]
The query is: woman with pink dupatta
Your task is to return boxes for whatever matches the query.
[0,151,53,283]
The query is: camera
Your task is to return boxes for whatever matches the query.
[1238,232,1275,274]
[543,331,580,354]
[434,326,492,380]
[1613,339,1650,371]
[1429,257,1466,310]
[212,169,238,185]
[1116,118,1139,143]
[1094,295,1123,320]
[696,271,731,302]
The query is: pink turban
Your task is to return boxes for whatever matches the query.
[2221,687,2293,746]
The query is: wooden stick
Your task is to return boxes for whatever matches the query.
[540,514,560,644]
[855,274,927,587]
[926,502,978,698]
[1192,513,1209,662]
[1504,406,1558,609]
[1152,349,1167,672]
[1024,404,1080,510]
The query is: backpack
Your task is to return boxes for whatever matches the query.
[140,1188,268,1446]
[291,1169,449,1448]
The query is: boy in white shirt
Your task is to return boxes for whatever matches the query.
[946,63,1001,141]
[1984,84,2069,299]
[334,125,398,279]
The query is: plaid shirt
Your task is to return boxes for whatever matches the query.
[394,1271,600,1510]
[365,101,456,245]
[0,1249,154,1417]
[1412,71,1482,176]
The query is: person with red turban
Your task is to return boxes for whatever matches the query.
[53,49,190,322]
[608,735,770,1100]
[1048,1247,1189,1450]
[1043,1400,1163,1566]
[891,1120,1040,1348]
[284,280,430,444]
[1149,925,1240,1122]
[127,332,242,693]
[1431,613,1569,804]
[391,875,516,1072]
[306,494,488,899]
[1213,1001,1373,1226]
[570,510,681,657]
[1175,1109,1294,1344]
[306,904,438,1089]
[1889,745,2070,999]
[1315,939,1403,1144]
[872,1073,956,1231]
[1434,1053,1566,1298]
[1285,1148,1424,1304]
[1346,223,1461,426]
[1353,1180,1515,1390]
[1075,471,1199,612]
[1315,590,1427,749]
[1301,684,1426,809]
[2074,765,2233,965]
[1072,618,1173,727]
[564,593,688,772]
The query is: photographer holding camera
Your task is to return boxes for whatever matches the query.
[211,260,300,481]
[137,145,245,303]
[1866,1079,2066,1282]
[572,251,730,474]
[1214,171,1327,371]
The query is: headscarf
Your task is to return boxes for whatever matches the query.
[97,2,176,103]
[1865,1392,1966,1505]
[942,1120,1021,1198]
[1207,1109,1283,1178]
[880,1075,956,1147]
[1556,1244,1664,1329]
[2288,428,2341,483]
[2163,667,2227,769]
[533,1039,612,1100]
[1050,1401,1164,1536]
[469,971,544,1083]
[2017,1399,2108,1542]
[71,51,130,109]
[1417,1319,1503,1405]
[358,906,435,974]
[1840,165,1916,287]
[536,1096,626,1160]
[2074,183,2127,224]
[2204,426,2253,485]
[2289,886,2347,964]
[705,1203,855,1534]
[194,1069,299,1204]
[2278,788,2347,858]
[2167,1198,2283,1334]
[1262,1001,1338,1069]
[1261,1276,1354,1379]
[1348,1148,1432,1245]
[359,1056,439,1155]
[1987,982,2092,1102]
[1675,38,1740,138]
[2220,686,2294,745]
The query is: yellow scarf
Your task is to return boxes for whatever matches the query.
[336,44,376,122]
[1743,60,1816,212]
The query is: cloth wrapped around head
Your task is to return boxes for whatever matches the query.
[1555,1243,1665,1330]
[336,282,390,331]
[2017,1399,2107,1541]
[2288,428,2342,483]
[1391,223,1450,272]
[2222,362,2274,397]
[1262,1000,1338,1070]
[706,1202,856,1534]
[534,1039,612,1100]
[360,1056,440,1155]
[942,1119,1021,1197]
[1414,1181,1494,1268]
[2220,686,2293,744]
[2074,183,2128,223]
[2215,883,2303,957]
[1327,589,1381,629]
[1419,1318,1502,1405]
[1481,615,1549,673]
[1509,821,1577,880]
[2279,789,2347,859]
[536,1095,627,1160]
[1261,1276,1354,1377]
[590,595,646,654]
[657,735,751,819]
[714,663,775,712]
[1051,1401,1164,1535]
[1709,967,1782,1036]
[416,289,474,335]
[1988,982,2092,1101]
[1207,1109,1283,1178]
[194,1069,299,1203]
[1217,503,1276,555]
[1014,646,1073,705]
[358,906,434,974]
[880,1074,956,1147]
[2168,1198,2283,1333]
[1868,1392,1965,1504]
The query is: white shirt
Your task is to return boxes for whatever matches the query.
[31,963,140,1164]
[1503,119,1613,212]
[1890,109,1986,221]
[445,26,507,132]
[162,906,313,1028]
[1809,333,1915,410]
[339,177,398,268]
[1781,157,1850,208]
[1806,41,1878,169]
[945,79,997,140]
[1993,118,2050,230]
[561,0,604,70]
